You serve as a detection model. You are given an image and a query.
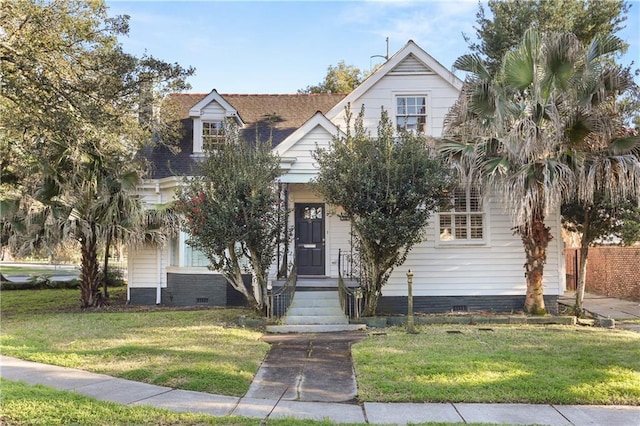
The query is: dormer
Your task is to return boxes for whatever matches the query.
[188,89,244,153]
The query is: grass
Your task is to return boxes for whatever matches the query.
[0,265,79,276]
[1,289,269,396]
[0,379,358,426]
[353,325,640,405]
[2,288,640,409]
[1,288,90,315]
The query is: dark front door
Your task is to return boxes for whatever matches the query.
[295,203,325,275]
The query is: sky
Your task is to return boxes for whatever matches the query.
[106,0,640,95]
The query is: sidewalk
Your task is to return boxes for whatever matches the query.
[559,292,640,332]
[2,355,639,425]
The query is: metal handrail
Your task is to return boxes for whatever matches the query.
[338,248,364,319]
[267,263,297,320]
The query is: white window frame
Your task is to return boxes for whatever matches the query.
[437,187,487,246]
[201,120,225,151]
[395,95,428,134]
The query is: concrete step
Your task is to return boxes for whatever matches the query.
[284,315,349,325]
[289,299,340,309]
[266,324,367,333]
[286,306,344,317]
[296,279,338,288]
[292,290,337,300]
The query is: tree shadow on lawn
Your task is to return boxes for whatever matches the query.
[355,327,640,405]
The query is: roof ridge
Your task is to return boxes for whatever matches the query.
[170,92,347,97]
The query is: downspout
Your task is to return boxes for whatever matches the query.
[278,183,290,278]
[156,183,162,304]
[276,182,281,278]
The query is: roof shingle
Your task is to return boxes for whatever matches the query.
[145,92,347,179]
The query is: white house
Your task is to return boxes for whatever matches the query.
[128,40,566,315]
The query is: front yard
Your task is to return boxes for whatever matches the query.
[1,288,639,406]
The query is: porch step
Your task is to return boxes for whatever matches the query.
[296,278,339,288]
[266,324,366,333]
[278,285,352,329]
[286,306,344,316]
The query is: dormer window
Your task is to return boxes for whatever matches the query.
[396,95,427,133]
[202,120,225,151]
[188,90,244,154]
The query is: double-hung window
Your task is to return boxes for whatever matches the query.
[439,187,485,243]
[202,120,225,151]
[396,95,427,133]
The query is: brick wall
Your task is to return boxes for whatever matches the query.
[567,247,640,302]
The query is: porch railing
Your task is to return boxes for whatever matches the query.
[266,263,297,320]
[338,248,364,319]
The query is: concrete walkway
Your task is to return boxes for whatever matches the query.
[245,332,366,403]
[3,293,640,424]
[2,354,640,425]
[559,292,640,332]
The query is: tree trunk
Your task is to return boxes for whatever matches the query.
[103,233,111,299]
[575,207,591,317]
[226,245,261,313]
[521,215,552,315]
[80,232,101,309]
[575,247,589,317]
[362,287,381,317]
[361,262,383,317]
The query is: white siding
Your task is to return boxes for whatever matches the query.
[201,102,225,119]
[382,193,563,297]
[281,125,334,180]
[137,179,180,206]
[330,74,459,137]
[128,245,164,288]
[277,185,564,298]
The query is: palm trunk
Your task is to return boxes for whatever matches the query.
[521,214,552,315]
[574,207,591,317]
[80,230,100,308]
[103,233,112,299]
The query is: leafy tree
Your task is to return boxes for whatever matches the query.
[0,0,193,307]
[175,125,284,314]
[314,106,454,316]
[465,0,630,74]
[298,61,365,94]
[443,29,639,314]
[562,193,640,315]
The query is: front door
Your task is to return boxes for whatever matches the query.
[295,203,325,275]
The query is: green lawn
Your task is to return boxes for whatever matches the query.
[0,379,358,426]
[1,289,269,396]
[2,288,639,408]
[0,264,80,276]
[353,325,640,405]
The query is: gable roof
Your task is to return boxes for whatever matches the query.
[170,92,346,144]
[145,92,346,179]
[273,111,344,157]
[325,40,463,120]
[188,89,244,126]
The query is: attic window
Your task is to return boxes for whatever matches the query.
[202,121,225,151]
[396,96,427,133]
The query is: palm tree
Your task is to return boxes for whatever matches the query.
[441,28,639,314]
[565,126,640,315]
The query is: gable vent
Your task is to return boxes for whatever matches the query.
[389,54,434,75]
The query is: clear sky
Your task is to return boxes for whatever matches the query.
[107,0,640,94]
